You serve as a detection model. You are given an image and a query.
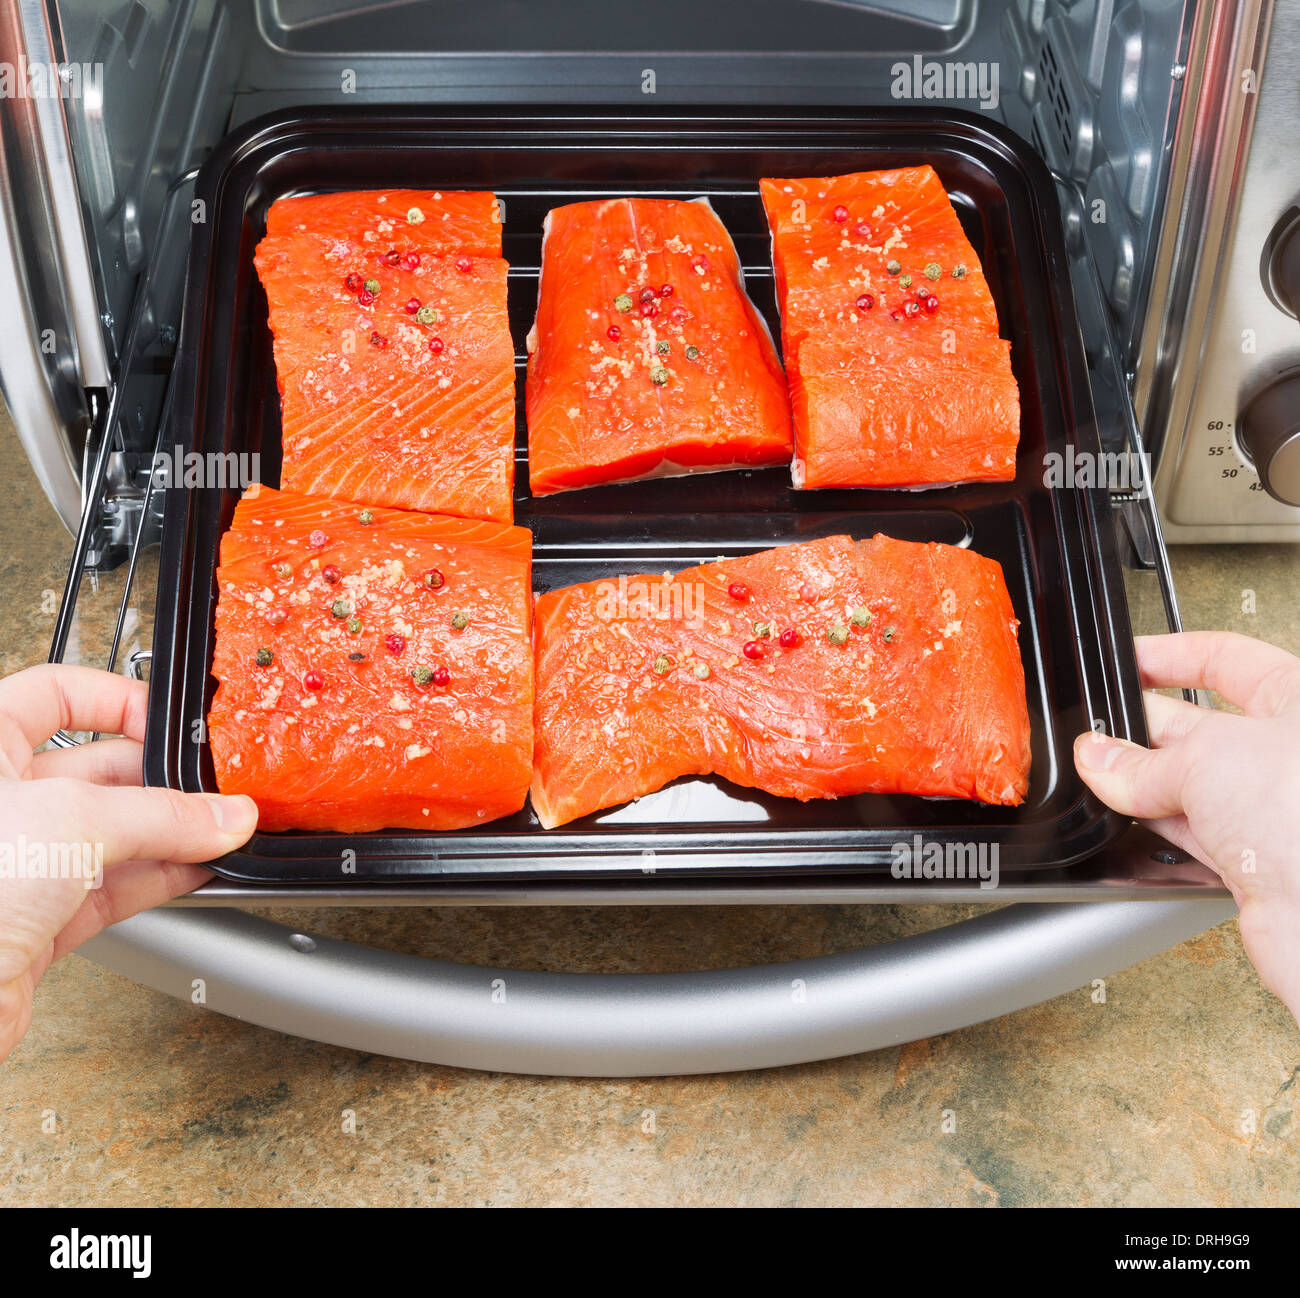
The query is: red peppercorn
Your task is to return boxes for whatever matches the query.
[904,301,920,318]
[639,300,658,318]
[357,288,375,306]
[370,331,388,347]
[690,254,710,274]
[889,309,901,320]
[428,336,445,354]
[727,582,750,602]
[669,305,688,323]
[854,222,873,239]
[384,634,406,656]
[659,284,674,298]
[778,627,800,648]
[639,287,656,303]
[856,293,875,311]
[923,294,940,314]
[322,563,342,585]
[742,640,765,661]
[402,252,420,271]
[303,670,324,690]
[404,297,421,314]
[799,582,817,603]
[431,666,450,687]
[345,272,363,291]
[832,204,849,223]
[265,607,289,627]
[308,529,328,549]
[381,249,400,267]
[423,567,445,590]
[607,325,621,341]
[455,255,472,273]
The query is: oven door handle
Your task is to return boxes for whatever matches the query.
[79,895,1232,1076]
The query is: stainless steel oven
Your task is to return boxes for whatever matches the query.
[6,0,1288,1074]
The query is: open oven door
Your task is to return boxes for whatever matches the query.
[40,150,1230,1075]
[7,0,1234,1075]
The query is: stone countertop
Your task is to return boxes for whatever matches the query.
[0,415,1295,1207]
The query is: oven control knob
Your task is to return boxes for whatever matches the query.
[1263,206,1300,317]
[1237,371,1300,506]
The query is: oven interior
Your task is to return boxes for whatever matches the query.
[42,0,1190,549]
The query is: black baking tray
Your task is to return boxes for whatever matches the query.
[144,106,1146,885]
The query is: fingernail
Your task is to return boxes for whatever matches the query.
[207,794,256,833]
[1075,732,1124,772]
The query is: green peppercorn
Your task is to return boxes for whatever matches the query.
[614,293,634,313]
[656,339,670,355]
[330,599,349,619]
[451,611,468,631]
[685,345,700,361]
[274,562,293,580]
[883,624,897,642]
[886,259,901,275]
[899,274,913,289]
[653,655,671,675]
[255,648,273,667]
[850,606,873,628]
[650,365,669,385]
[364,278,380,295]
[358,509,374,525]
[346,617,362,634]
[415,306,436,325]
[827,623,849,646]
[753,621,773,639]
[412,665,434,686]
[924,263,941,280]
[693,662,711,680]
[952,264,967,279]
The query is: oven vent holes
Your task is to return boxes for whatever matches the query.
[1039,40,1075,160]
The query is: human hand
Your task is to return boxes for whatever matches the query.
[1074,631,1300,1023]
[0,664,257,1064]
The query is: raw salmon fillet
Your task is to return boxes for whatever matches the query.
[255,189,516,524]
[531,533,1030,828]
[525,197,793,494]
[208,485,533,833]
[760,167,1020,488]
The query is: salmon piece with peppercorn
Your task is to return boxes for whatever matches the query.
[525,197,793,494]
[530,532,1030,828]
[254,189,516,524]
[208,484,533,833]
[760,167,1020,488]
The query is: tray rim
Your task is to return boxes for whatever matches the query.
[144,103,1146,886]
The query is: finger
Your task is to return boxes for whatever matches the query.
[30,778,258,868]
[51,862,213,961]
[1135,632,1300,716]
[29,738,144,787]
[1072,730,1189,820]
[1141,690,1211,749]
[0,665,149,749]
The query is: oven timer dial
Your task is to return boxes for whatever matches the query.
[1237,368,1300,506]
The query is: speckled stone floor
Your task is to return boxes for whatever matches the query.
[0,411,1296,1207]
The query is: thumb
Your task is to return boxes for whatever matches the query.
[35,778,258,867]
[1072,731,1188,820]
